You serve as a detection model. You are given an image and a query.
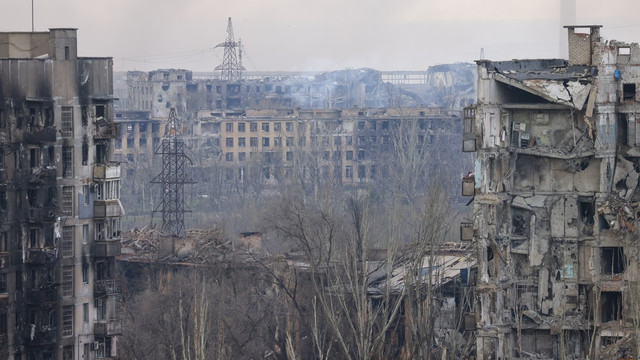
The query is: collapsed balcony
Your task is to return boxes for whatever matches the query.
[25,249,56,265]
[25,288,57,305]
[23,325,56,346]
[94,122,120,140]
[27,207,56,223]
[23,126,57,143]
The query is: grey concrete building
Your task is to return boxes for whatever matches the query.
[467,26,640,359]
[0,29,122,360]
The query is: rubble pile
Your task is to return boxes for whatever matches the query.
[597,195,638,233]
[121,225,233,263]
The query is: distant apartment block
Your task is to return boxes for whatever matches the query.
[114,107,463,187]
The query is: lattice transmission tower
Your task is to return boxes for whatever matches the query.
[151,108,195,236]
[215,17,245,82]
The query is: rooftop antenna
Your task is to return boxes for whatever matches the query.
[480,47,485,60]
[151,108,196,237]
[31,0,34,32]
[215,17,245,82]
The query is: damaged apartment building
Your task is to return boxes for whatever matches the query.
[114,107,466,192]
[466,26,640,359]
[0,29,122,359]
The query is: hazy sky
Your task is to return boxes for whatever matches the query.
[1,0,639,72]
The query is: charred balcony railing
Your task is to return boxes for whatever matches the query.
[94,200,124,218]
[30,166,56,183]
[94,122,120,140]
[25,249,56,265]
[28,207,56,223]
[23,325,57,345]
[94,319,122,336]
[94,279,122,296]
[93,163,121,181]
[24,126,57,143]
[25,288,57,305]
[94,240,121,257]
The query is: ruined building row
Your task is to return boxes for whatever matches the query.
[467,25,640,359]
[0,29,122,360]
[115,107,466,190]
[114,64,476,118]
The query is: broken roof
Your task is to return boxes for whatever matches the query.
[477,59,597,110]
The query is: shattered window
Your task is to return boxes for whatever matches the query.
[62,147,73,178]
[346,151,353,160]
[623,83,636,101]
[601,291,622,322]
[358,165,366,179]
[62,186,73,216]
[61,107,73,137]
[345,166,353,178]
[62,267,73,297]
[601,247,625,275]
[62,306,73,337]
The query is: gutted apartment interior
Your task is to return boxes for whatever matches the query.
[466,25,640,359]
[0,29,122,360]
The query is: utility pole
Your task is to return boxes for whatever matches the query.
[151,108,195,236]
[215,17,245,82]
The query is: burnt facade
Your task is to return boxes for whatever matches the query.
[0,29,122,360]
[468,26,640,359]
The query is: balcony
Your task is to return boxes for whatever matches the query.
[31,166,56,183]
[23,325,57,345]
[462,176,475,196]
[95,319,122,336]
[94,200,124,218]
[24,126,57,143]
[94,122,120,139]
[25,249,56,265]
[25,288,57,305]
[462,107,476,152]
[94,279,122,296]
[460,222,474,241]
[93,163,121,181]
[94,240,121,257]
[28,207,56,223]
